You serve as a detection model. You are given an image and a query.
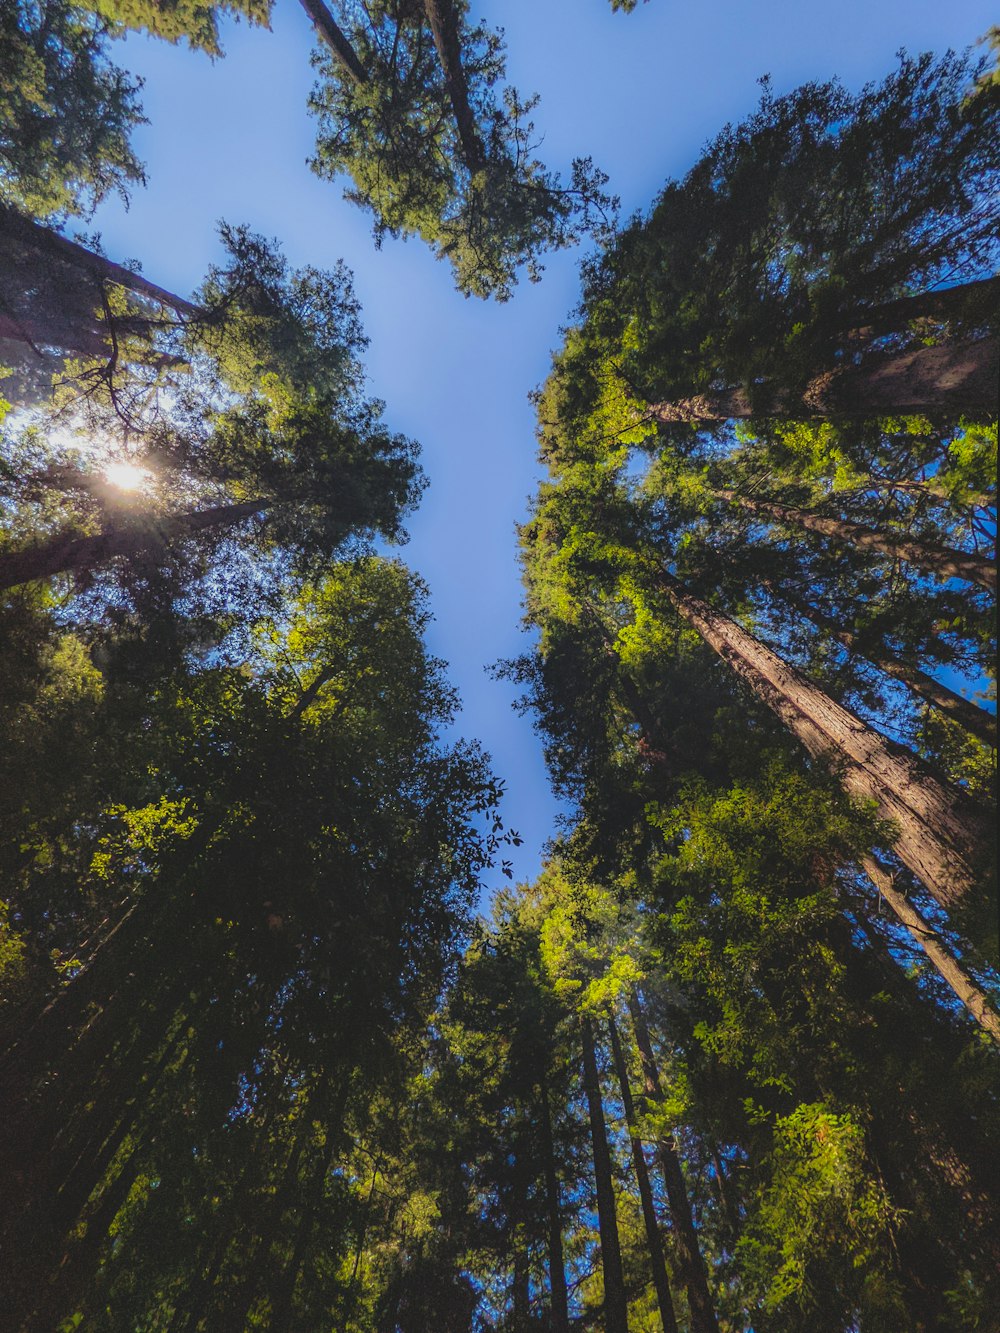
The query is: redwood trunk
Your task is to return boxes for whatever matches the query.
[860,857,1000,1045]
[0,204,199,318]
[719,490,996,591]
[659,570,991,911]
[648,337,999,423]
[627,993,719,1333]
[607,1012,678,1333]
[538,1073,571,1333]
[422,0,487,172]
[0,499,270,589]
[771,584,997,745]
[297,0,368,83]
[580,1014,630,1333]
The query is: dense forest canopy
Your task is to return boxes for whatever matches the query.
[0,2,996,1330]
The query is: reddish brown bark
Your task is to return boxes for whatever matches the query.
[659,570,992,911]
[422,0,487,172]
[860,857,1000,1046]
[297,0,368,83]
[719,489,996,591]
[0,499,270,590]
[648,338,999,423]
[770,583,997,744]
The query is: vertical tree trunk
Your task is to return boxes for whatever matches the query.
[0,499,271,590]
[769,583,996,746]
[658,569,992,912]
[627,994,719,1333]
[716,489,996,591]
[422,0,487,172]
[580,1014,630,1333]
[607,1012,679,1333]
[537,1073,571,1333]
[297,0,369,84]
[859,857,1000,1045]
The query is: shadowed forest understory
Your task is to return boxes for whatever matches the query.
[0,2,997,1330]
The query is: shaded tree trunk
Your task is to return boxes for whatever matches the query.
[297,0,368,84]
[769,582,997,745]
[0,499,270,590]
[859,856,1000,1045]
[647,337,999,423]
[657,569,992,912]
[719,490,996,591]
[537,1072,570,1333]
[607,1011,678,1333]
[580,1014,630,1333]
[627,993,719,1333]
[422,0,487,172]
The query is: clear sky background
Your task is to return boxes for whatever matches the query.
[88,0,995,895]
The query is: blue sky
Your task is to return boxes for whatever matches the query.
[88,0,996,893]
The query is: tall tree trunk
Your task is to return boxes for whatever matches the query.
[657,569,992,912]
[627,993,719,1333]
[537,1073,570,1333]
[718,490,996,591]
[0,204,200,318]
[769,582,997,745]
[607,1012,678,1333]
[647,337,999,423]
[422,0,487,172]
[859,856,1000,1045]
[297,0,368,84]
[580,1014,630,1333]
[0,499,270,589]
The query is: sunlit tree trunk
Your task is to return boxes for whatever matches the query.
[658,569,992,912]
[719,489,996,591]
[607,1011,678,1333]
[581,1014,630,1333]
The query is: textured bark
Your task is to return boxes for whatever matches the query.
[771,583,997,745]
[648,337,999,423]
[0,204,200,318]
[580,1014,630,1333]
[719,490,996,591]
[297,0,368,83]
[860,857,1000,1046]
[422,0,487,172]
[659,570,992,911]
[0,499,270,589]
[628,993,719,1333]
[607,1012,678,1333]
[537,1073,570,1333]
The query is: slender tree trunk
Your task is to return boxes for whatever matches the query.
[770,583,997,745]
[422,0,487,172]
[859,856,1000,1045]
[840,276,1000,338]
[627,994,719,1333]
[297,0,368,83]
[537,1073,570,1333]
[719,489,996,591]
[647,337,999,423]
[658,569,992,912]
[0,499,271,589]
[0,203,200,318]
[580,1014,630,1333]
[607,1012,678,1333]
